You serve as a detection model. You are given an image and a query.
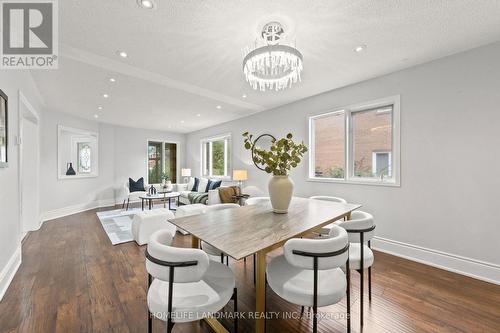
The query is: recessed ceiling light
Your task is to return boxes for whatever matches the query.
[196,113,201,117]
[242,94,247,98]
[98,106,103,110]
[180,120,185,124]
[103,94,109,98]
[109,78,116,83]
[94,114,99,119]
[137,0,155,9]
[354,44,367,53]
[117,50,128,58]
[216,105,222,109]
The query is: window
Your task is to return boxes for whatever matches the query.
[309,96,400,185]
[201,134,231,178]
[147,141,177,184]
[77,142,92,173]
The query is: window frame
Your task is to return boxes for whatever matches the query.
[200,133,232,179]
[146,140,179,185]
[308,95,401,187]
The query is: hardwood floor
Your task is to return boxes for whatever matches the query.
[1,206,499,333]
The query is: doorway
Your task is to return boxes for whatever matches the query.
[19,92,40,237]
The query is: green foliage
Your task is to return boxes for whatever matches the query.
[326,165,345,178]
[242,132,308,176]
[212,140,225,176]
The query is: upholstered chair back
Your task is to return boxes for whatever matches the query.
[336,211,375,243]
[309,195,347,204]
[146,230,210,283]
[245,197,270,206]
[284,225,348,270]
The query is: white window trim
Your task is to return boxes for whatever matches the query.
[146,139,180,185]
[308,95,401,187]
[200,133,232,180]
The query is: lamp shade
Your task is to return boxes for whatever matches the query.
[181,168,191,177]
[233,169,248,181]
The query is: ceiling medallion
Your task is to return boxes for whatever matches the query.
[242,22,303,92]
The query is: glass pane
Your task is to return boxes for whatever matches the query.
[77,143,91,173]
[313,112,345,178]
[148,141,162,183]
[211,140,225,176]
[164,143,177,183]
[352,106,393,179]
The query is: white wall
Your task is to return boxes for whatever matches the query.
[39,110,116,220]
[186,42,500,283]
[113,125,186,203]
[38,110,187,218]
[0,71,45,300]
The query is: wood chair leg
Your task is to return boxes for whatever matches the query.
[253,254,256,285]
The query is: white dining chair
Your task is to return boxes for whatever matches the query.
[309,196,348,235]
[336,210,375,328]
[145,229,238,333]
[266,225,351,333]
[244,196,270,206]
[201,203,240,264]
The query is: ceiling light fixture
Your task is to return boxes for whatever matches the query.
[180,120,185,124]
[137,0,155,9]
[354,44,367,53]
[242,94,247,98]
[117,50,128,58]
[196,113,201,117]
[109,78,116,83]
[103,94,109,98]
[94,114,99,119]
[243,21,303,91]
[216,105,222,109]
[98,106,103,110]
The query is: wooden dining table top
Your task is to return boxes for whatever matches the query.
[168,197,361,260]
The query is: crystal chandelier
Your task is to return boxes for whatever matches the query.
[242,22,303,92]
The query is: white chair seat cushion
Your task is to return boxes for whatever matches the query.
[266,255,346,307]
[348,243,374,270]
[148,261,235,323]
[201,241,223,256]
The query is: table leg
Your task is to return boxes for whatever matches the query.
[164,193,166,208]
[191,235,200,249]
[168,197,172,210]
[255,250,267,333]
[141,198,144,211]
[149,199,152,210]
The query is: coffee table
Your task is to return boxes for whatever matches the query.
[139,191,180,211]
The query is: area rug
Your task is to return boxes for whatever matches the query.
[96,203,177,245]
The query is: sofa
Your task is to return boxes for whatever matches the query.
[174,177,225,206]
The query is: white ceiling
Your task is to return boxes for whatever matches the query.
[31,0,500,133]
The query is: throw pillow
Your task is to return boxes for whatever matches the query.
[198,178,209,193]
[206,179,222,192]
[187,177,195,191]
[218,186,240,203]
[129,177,145,192]
[190,177,200,192]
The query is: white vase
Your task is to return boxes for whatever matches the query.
[268,175,294,214]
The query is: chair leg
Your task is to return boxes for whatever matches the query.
[313,257,318,333]
[368,266,372,302]
[126,198,130,211]
[122,199,126,210]
[148,313,152,333]
[221,253,224,264]
[346,254,351,333]
[244,257,246,263]
[233,288,238,333]
[226,255,229,266]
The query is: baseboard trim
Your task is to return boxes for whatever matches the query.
[0,245,22,301]
[40,199,116,223]
[372,236,500,285]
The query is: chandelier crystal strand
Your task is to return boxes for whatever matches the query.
[242,22,303,92]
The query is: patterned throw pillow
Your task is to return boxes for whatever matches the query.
[205,179,222,192]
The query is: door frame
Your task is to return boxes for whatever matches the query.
[18,90,40,238]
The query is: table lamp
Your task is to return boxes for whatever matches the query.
[232,169,248,191]
[181,168,191,183]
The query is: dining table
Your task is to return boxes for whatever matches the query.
[168,196,361,333]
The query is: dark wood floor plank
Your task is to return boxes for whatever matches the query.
[0,207,499,333]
